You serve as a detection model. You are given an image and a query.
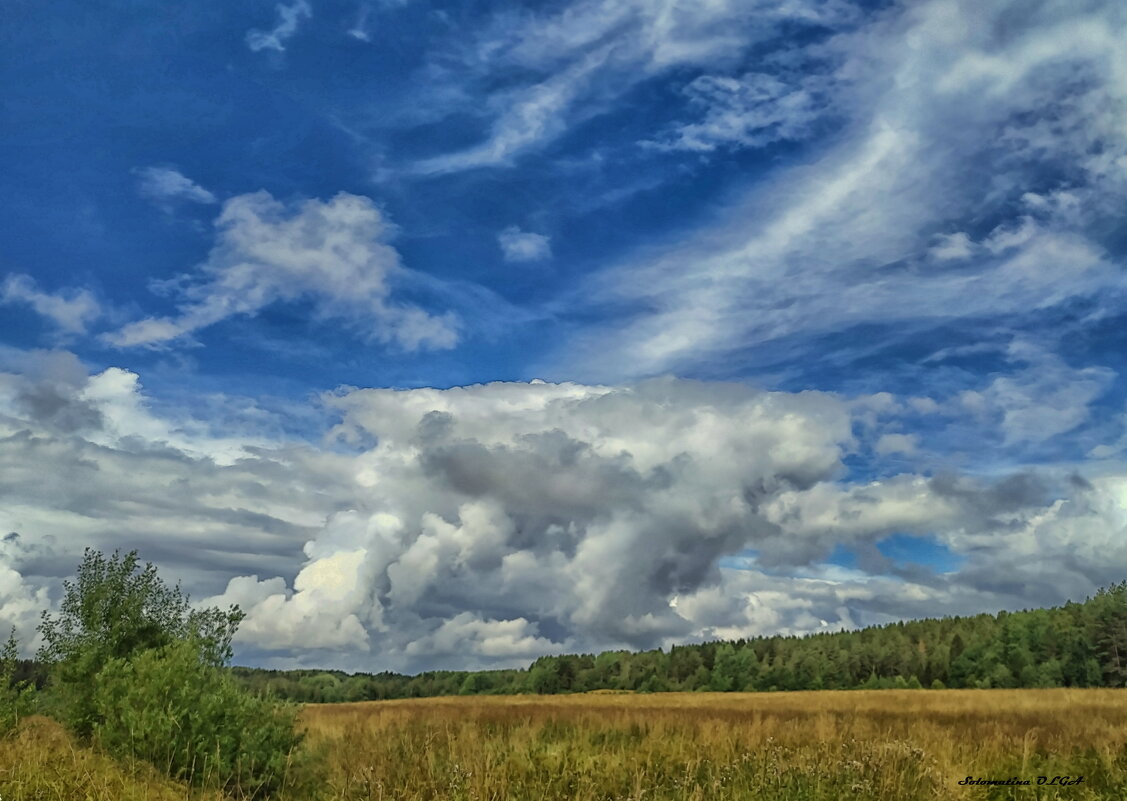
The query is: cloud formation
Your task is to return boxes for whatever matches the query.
[498,226,551,263]
[2,351,1126,669]
[106,192,458,351]
[648,72,825,152]
[246,0,312,53]
[549,0,1127,380]
[134,166,217,206]
[1,275,100,336]
[410,0,857,173]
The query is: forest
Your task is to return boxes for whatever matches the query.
[230,581,1127,702]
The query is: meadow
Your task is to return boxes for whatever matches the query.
[5,688,1125,801]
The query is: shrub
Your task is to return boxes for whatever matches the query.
[92,637,318,799]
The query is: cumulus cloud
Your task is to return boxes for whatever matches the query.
[246,0,312,53]
[105,191,458,351]
[201,376,857,661]
[1,275,100,335]
[874,432,918,456]
[498,226,551,262]
[0,353,363,649]
[6,351,1127,670]
[134,166,217,205]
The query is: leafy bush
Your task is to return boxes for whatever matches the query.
[92,637,318,799]
[0,629,36,736]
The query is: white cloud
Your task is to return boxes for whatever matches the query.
[346,3,372,41]
[929,232,975,261]
[246,0,312,53]
[409,0,858,173]
[404,613,564,659]
[105,191,458,351]
[648,72,825,152]
[874,432,918,456]
[411,48,610,175]
[958,342,1114,448]
[5,352,1127,670]
[498,226,552,262]
[134,166,217,205]
[206,376,857,660]
[1,275,100,335]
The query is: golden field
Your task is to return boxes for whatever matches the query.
[3,689,1127,800]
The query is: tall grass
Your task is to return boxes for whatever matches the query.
[3,689,1126,800]
[301,689,1127,801]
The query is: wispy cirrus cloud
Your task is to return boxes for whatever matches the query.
[544,0,1127,382]
[645,72,828,152]
[246,0,312,53]
[407,0,859,174]
[133,166,217,206]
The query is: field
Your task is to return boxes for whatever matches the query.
[299,690,1127,801]
[4,689,1127,800]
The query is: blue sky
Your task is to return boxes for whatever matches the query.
[3,0,1127,671]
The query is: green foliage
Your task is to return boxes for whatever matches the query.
[91,637,317,799]
[0,629,37,736]
[37,548,243,741]
[35,548,312,799]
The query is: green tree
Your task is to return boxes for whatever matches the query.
[1091,582,1127,686]
[36,548,315,798]
[37,548,242,740]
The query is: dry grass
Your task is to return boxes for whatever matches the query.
[0,715,228,801]
[300,690,1127,801]
[3,690,1126,800]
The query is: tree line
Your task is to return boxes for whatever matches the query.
[231,582,1127,702]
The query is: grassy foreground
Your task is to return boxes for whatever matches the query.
[3,689,1127,800]
[304,689,1126,801]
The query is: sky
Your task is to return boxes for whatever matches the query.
[3,0,1127,673]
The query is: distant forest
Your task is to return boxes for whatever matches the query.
[229,582,1127,702]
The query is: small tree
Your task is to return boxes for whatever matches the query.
[0,629,37,736]
[37,548,318,798]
